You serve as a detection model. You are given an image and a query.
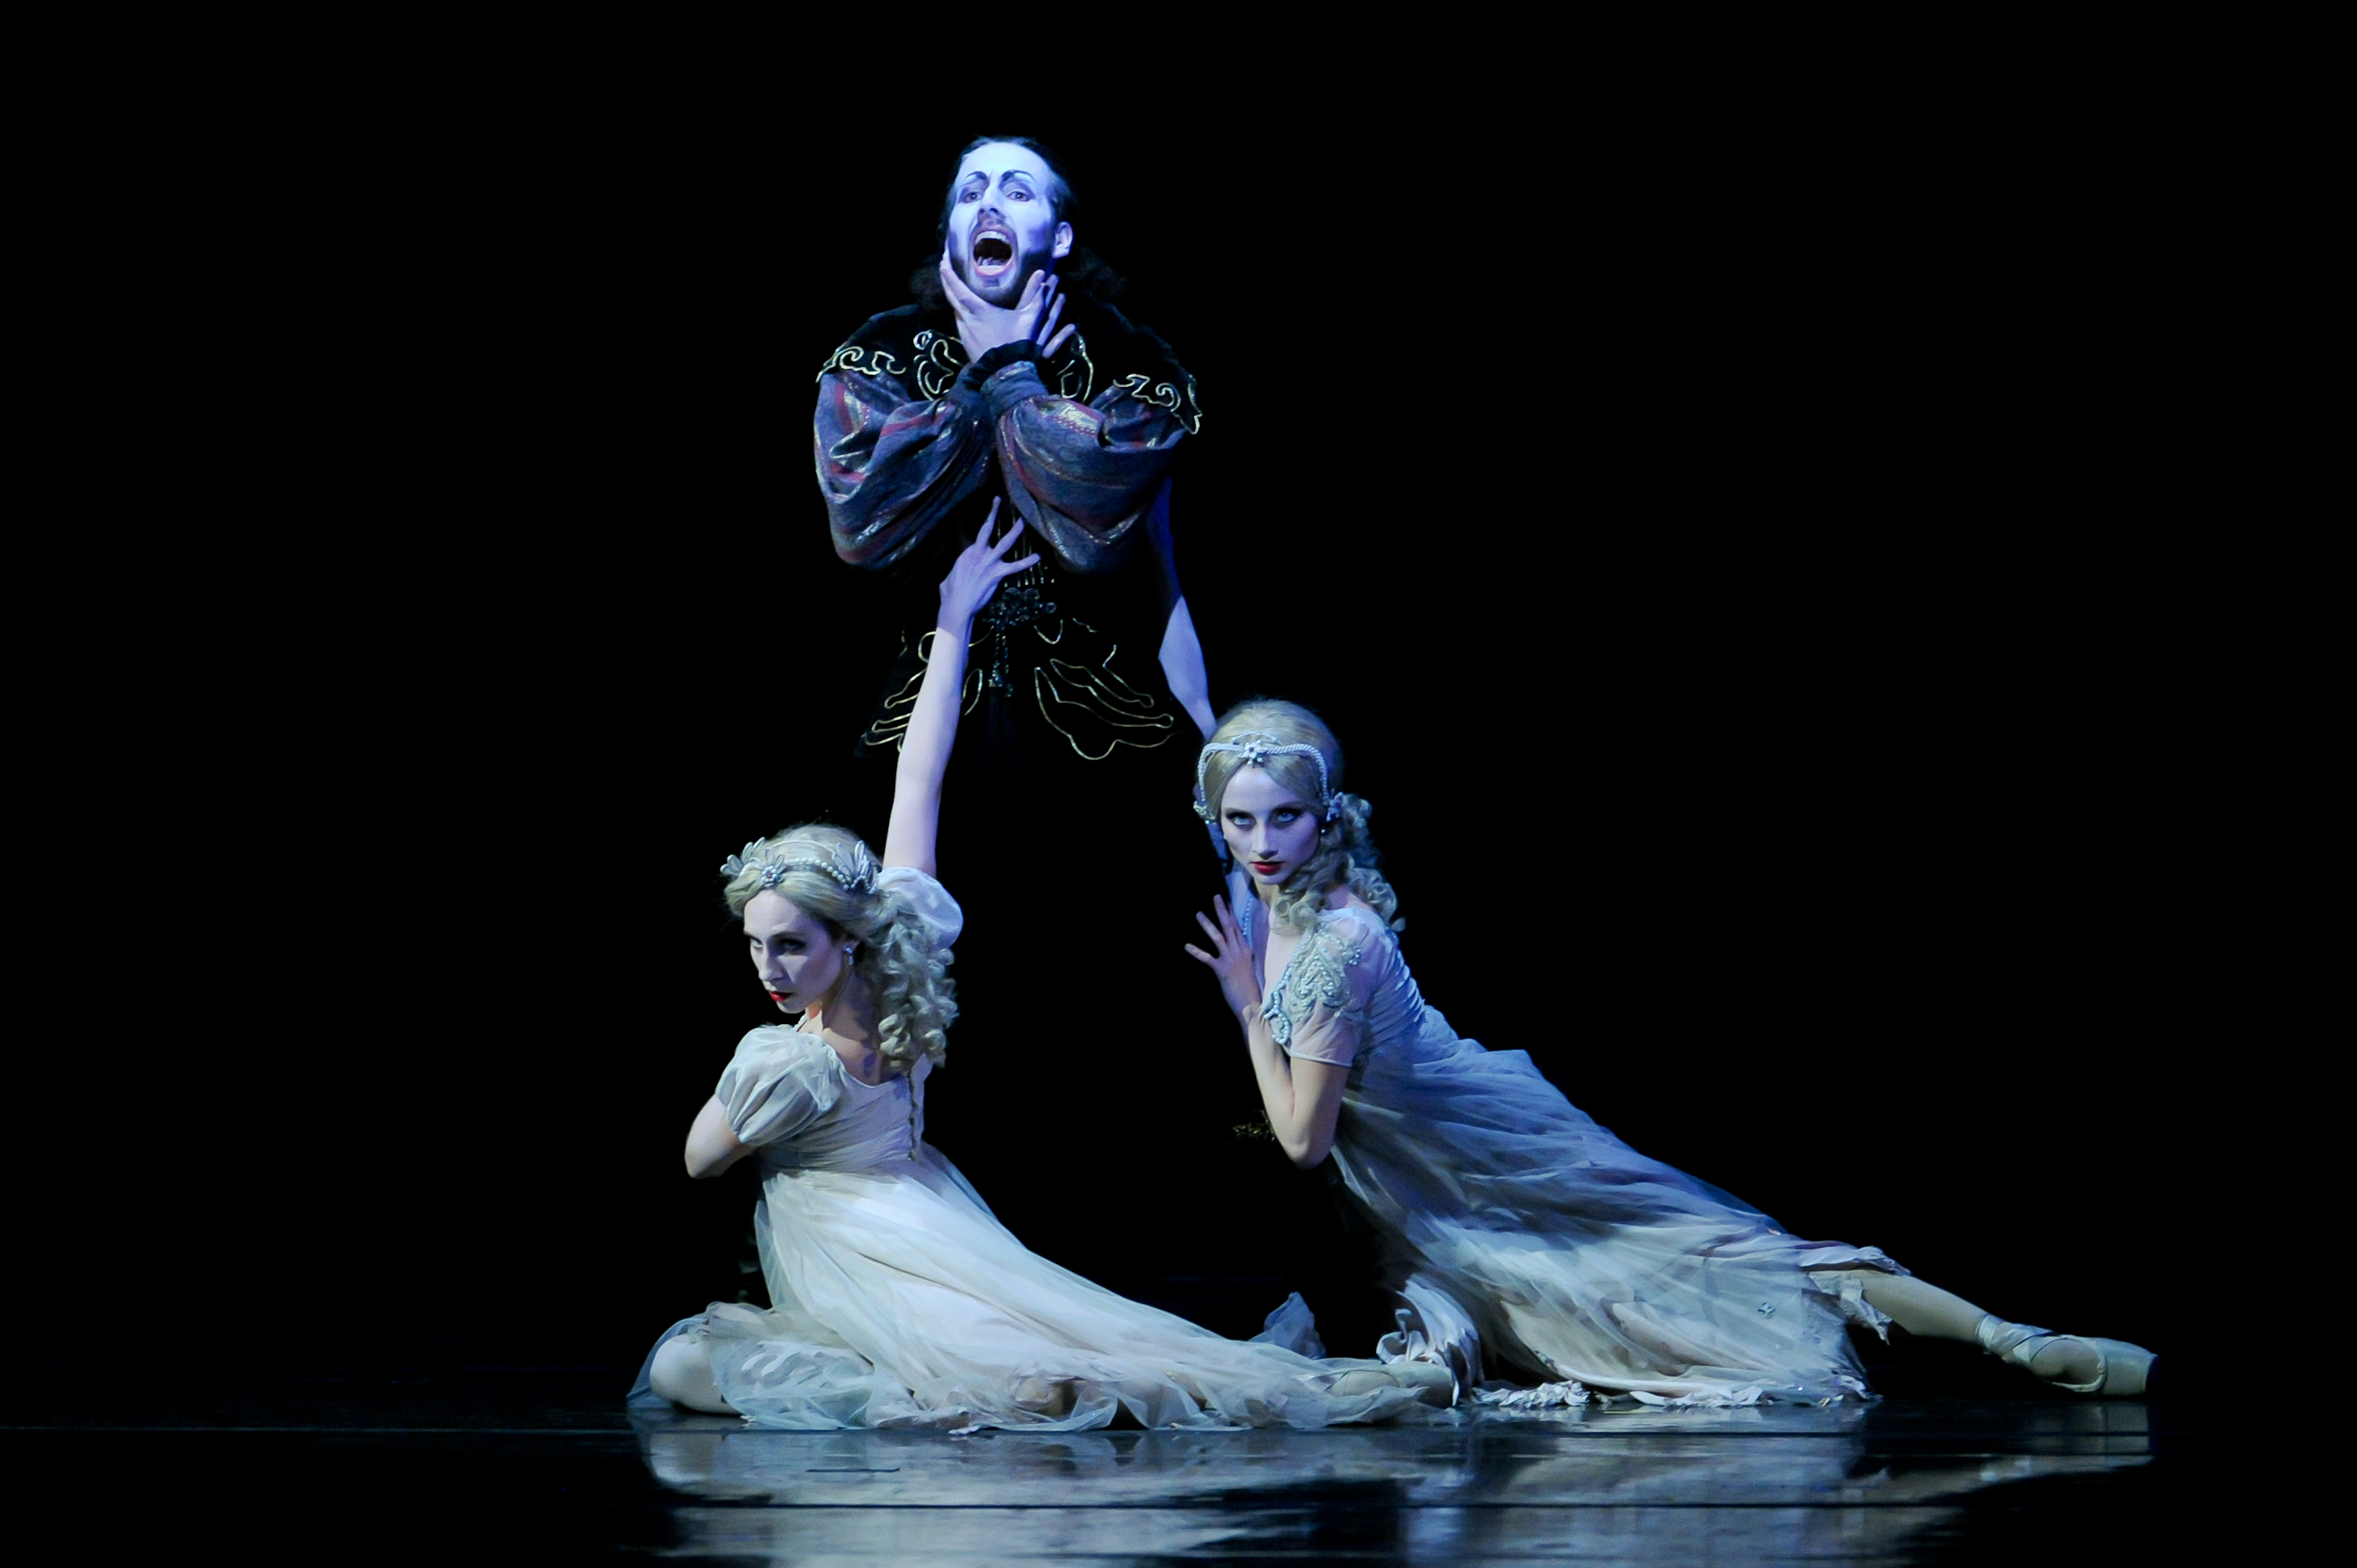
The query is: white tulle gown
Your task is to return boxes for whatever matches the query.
[632,867,1424,1433]
[1241,870,1906,1406]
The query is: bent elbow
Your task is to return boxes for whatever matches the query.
[1284,1139,1332,1171]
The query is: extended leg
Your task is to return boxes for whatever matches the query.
[1861,1272,2098,1382]
[1829,1271,2123,1391]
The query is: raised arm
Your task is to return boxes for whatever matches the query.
[1143,480,1215,739]
[881,500,1039,875]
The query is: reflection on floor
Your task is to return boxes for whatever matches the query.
[639,1398,2151,1565]
[1,1365,2286,1564]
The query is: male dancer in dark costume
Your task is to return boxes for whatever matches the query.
[814,136,1214,785]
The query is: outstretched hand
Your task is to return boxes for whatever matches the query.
[1185,894,1263,1022]
[939,254,1079,362]
[936,498,1040,629]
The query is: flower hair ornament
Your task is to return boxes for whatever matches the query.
[719,838,881,895]
[1193,732,1341,828]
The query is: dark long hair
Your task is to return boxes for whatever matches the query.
[911,133,1125,308]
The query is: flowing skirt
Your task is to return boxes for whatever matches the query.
[631,1144,1425,1432]
[1339,1013,1904,1405]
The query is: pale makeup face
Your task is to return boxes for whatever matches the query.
[1219,765,1324,896]
[743,889,851,1016]
[947,141,1073,306]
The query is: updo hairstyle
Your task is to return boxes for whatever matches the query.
[720,823,958,1076]
[1200,700,1401,938]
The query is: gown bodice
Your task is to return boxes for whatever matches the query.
[717,1029,933,1172]
[1241,877,1453,1083]
[715,864,964,1173]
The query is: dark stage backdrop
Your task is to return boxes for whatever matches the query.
[20,90,2285,1389]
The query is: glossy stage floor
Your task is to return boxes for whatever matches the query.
[8,1359,2285,1565]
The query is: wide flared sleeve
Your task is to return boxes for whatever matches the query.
[987,357,1195,575]
[876,866,963,952]
[815,320,995,570]
[1262,914,1384,1068]
[714,1027,843,1148]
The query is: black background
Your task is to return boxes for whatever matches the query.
[22,68,2297,1392]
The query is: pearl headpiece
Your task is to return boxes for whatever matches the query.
[719,838,880,895]
[1193,731,1341,825]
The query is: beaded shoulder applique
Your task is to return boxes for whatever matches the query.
[1261,917,1368,1048]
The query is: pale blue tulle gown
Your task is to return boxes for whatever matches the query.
[632,867,1424,1433]
[1238,868,1906,1406]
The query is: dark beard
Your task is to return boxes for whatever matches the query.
[908,246,1124,312]
[956,241,1056,308]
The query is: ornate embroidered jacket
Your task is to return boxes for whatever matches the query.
[814,298,1204,772]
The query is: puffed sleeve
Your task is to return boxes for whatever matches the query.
[875,866,963,952]
[815,321,995,570]
[713,1027,842,1148]
[987,320,1198,576]
[1263,914,1385,1068]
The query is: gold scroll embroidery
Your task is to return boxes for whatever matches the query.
[1104,372,1205,435]
[910,331,968,399]
[1053,332,1094,401]
[857,627,985,751]
[1034,635,1178,761]
[819,327,1104,411]
[815,345,907,382]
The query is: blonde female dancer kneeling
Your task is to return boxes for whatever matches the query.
[1183,700,2156,1408]
[632,516,1443,1432]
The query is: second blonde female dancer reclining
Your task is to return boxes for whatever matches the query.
[632,514,1444,1431]
[1184,700,2156,1406]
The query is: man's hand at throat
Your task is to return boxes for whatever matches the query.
[940,255,1079,364]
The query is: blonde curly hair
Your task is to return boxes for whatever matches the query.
[1198,700,1401,939]
[719,823,957,1077]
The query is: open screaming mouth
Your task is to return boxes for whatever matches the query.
[973,234,1014,271]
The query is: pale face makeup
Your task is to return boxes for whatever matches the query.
[946,141,1074,306]
[1218,766,1325,898]
[743,889,851,1018]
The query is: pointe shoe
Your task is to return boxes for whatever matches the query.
[1387,1359,1457,1407]
[1977,1316,2157,1397]
[1331,1363,1454,1407]
[1329,1368,1395,1398]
